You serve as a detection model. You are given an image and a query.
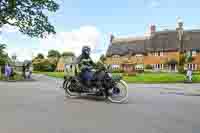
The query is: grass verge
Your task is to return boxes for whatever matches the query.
[34,71,200,83]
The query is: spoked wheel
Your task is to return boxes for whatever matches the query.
[64,79,81,98]
[63,80,68,89]
[108,80,128,103]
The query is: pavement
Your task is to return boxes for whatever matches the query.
[0,74,200,133]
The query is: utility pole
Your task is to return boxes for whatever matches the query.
[176,18,185,72]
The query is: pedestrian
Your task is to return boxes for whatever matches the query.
[5,64,11,80]
[10,66,15,80]
[186,68,192,81]
[22,63,26,79]
[28,64,33,79]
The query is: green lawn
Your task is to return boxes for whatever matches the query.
[34,71,65,79]
[34,71,200,83]
[123,73,200,83]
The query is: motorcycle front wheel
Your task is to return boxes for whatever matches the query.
[64,79,81,98]
[107,80,128,103]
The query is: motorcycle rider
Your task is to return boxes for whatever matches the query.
[76,46,96,87]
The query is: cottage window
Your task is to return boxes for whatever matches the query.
[160,64,164,69]
[157,64,160,69]
[153,52,163,56]
[152,64,163,69]
[112,64,120,69]
[193,64,195,70]
[192,51,197,57]
[160,52,164,56]
[187,64,198,70]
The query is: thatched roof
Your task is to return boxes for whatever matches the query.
[147,30,179,51]
[106,37,149,57]
[106,29,200,57]
[182,30,200,50]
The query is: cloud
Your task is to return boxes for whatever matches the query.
[39,26,108,61]
[1,24,19,33]
[7,48,33,61]
[6,26,109,62]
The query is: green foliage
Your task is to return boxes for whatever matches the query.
[61,52,75,57]
[0,44,10,65]
[33,59,55,72]
[0,0,59,38]
[99,54,106,62]
[145,64,153,69]
[112,69,124,73]
[186,56,194,63]
[177,66,186,74]
[179,54,186,66]
[0,44,6,53]
[35,53,44,59]
[47,50,61,58]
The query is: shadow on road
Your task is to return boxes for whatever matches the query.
[64,95,129,104]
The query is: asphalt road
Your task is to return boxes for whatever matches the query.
[0,75,200,133]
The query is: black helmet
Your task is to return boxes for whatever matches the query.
[82,46,91,56]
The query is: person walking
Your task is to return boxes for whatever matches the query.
[186,68,192,82]
[22,63,26,79]
[28,65,33,79]
[5,64,11,80]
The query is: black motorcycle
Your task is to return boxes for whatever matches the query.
[63,65,128,103]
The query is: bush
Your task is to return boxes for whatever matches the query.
[33,59,56,72]
[145,64,153,69]
[178,66,186,74]
[123,72,136,76]
[137,69,144,73]
[186,56,194,62]
[112,69,123,73]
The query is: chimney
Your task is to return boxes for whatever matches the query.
[176,17,183,30]
[150,24,156,34]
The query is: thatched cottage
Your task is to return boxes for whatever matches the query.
[105,21,200,72]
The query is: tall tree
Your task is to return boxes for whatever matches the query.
[47,50,60,58]
[99,54,106,62]
[0,44,10,65]
[47,50,61,71]
[61,52,75,57]
[35,53,44,59]
[0,44,6,55]
[0,0,59,38]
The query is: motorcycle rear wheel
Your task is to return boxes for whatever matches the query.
[107,80,128,103]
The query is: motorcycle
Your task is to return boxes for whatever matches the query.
[63,65,128,103]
